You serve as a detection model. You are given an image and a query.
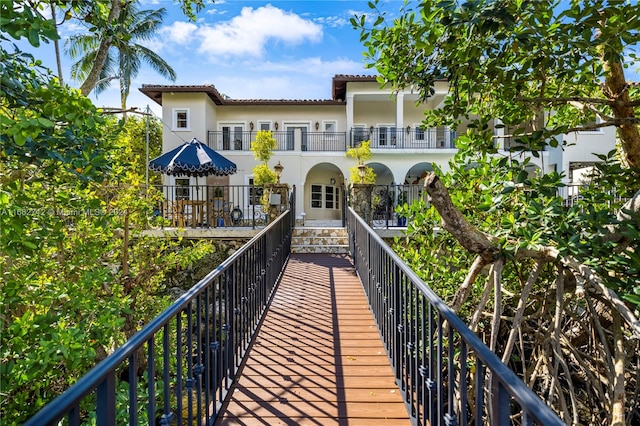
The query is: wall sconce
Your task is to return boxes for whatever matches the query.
[315,121,320,131]
[330,177,336,185]
[274,161,284,184]
[249,121,254,131]
[369,125,374,134]
[406,125,411,134]
[274,122,279,131]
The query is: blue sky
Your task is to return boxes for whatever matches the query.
[14,0,640,118]
[18,0,393,117]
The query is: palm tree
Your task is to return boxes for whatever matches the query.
[66,4,176,112]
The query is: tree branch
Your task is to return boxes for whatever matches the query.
[423,172,500,262]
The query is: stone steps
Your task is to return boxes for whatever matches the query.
[291,227,349,254]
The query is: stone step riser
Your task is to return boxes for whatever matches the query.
[291,227,348,254]
[291,245,349,254]
[292,229,347,238]
[292,237,348,244]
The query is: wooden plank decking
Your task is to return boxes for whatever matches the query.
[216,253,411,425]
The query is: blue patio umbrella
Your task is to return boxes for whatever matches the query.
[149,137,237,177]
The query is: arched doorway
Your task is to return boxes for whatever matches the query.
[304,163,345,222]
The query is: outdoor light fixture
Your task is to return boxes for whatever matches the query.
[249,121,254,131]
[315,121,320,131]
[369,125,374,134]
[274,161,284,183]
[274,122,279,130]
[406,125,411,134]
[330,177,336,185]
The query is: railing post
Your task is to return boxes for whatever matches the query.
[491,377,510,425]
[96,373,116,426]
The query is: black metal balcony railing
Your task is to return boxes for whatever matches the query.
[24,210,293,426]
[352,127,457,150]
[206,131,347,152]
[346,207,564,425]
[207,128,457,152]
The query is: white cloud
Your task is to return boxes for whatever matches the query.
[205,8,227,16]
[160,21,198,44]
[195,5,322,57]
[314,15,349,28]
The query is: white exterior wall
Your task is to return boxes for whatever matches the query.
[152,79,617,222]
[563,127,616,181]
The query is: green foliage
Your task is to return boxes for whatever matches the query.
[66,4,177,109]
[353,0,640,166]
[0,21,211,423]
[0,1,59,47]
[112,115,163,184]
[346,141,376,184]
[253,163,276,186]
[250,130,277,186]
[345,140,372,164]
[348,165,376,184]
[250,130,277,163]
[394,142,640,313]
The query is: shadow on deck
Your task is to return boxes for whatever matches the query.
[215,253,410,425]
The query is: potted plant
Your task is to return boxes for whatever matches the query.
[396,190,408,226]
[345,141,375,184]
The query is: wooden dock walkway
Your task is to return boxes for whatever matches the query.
[216,253,411,425]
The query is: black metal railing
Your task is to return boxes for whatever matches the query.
[346,207,564,425]
[370,184,427,229]
[25,211,293,426]
[207,131,253,151]
[351,127,457,149]
[152,184,282,229]
[206,127,460,152]
[207,130,347,152]
[302,132,347,151]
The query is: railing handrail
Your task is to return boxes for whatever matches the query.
[25,210,293,426]
[347,207,564,425]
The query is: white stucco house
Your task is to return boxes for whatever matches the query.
[140,74,616,224]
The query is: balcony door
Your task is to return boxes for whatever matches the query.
[378,125,397,146]
[285,125,308,151]
[222,124,244,150]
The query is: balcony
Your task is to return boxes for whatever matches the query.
[207,127,458,153]
[351,126,457,149]
[207,131,347,152]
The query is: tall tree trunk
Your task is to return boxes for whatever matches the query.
[50,4,64,85]
[79,0,123,96]
[602,57,640,171]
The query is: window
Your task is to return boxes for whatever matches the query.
[311,185,323,208]
[324,121,336,133]
[222,125,244,150]
[173,109,189,131]
[415,127,425,140]
[175,178,190,200]
[310,184,340,210]
[352,125,368,146]
[259,122,271,131]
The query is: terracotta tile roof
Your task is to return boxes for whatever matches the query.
[139,83,344,106]
[139,84,227,106]
[139,74,382,105]
[332,74,378,100]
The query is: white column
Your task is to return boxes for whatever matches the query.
[395,91,404,129]
[346,94,354,146]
